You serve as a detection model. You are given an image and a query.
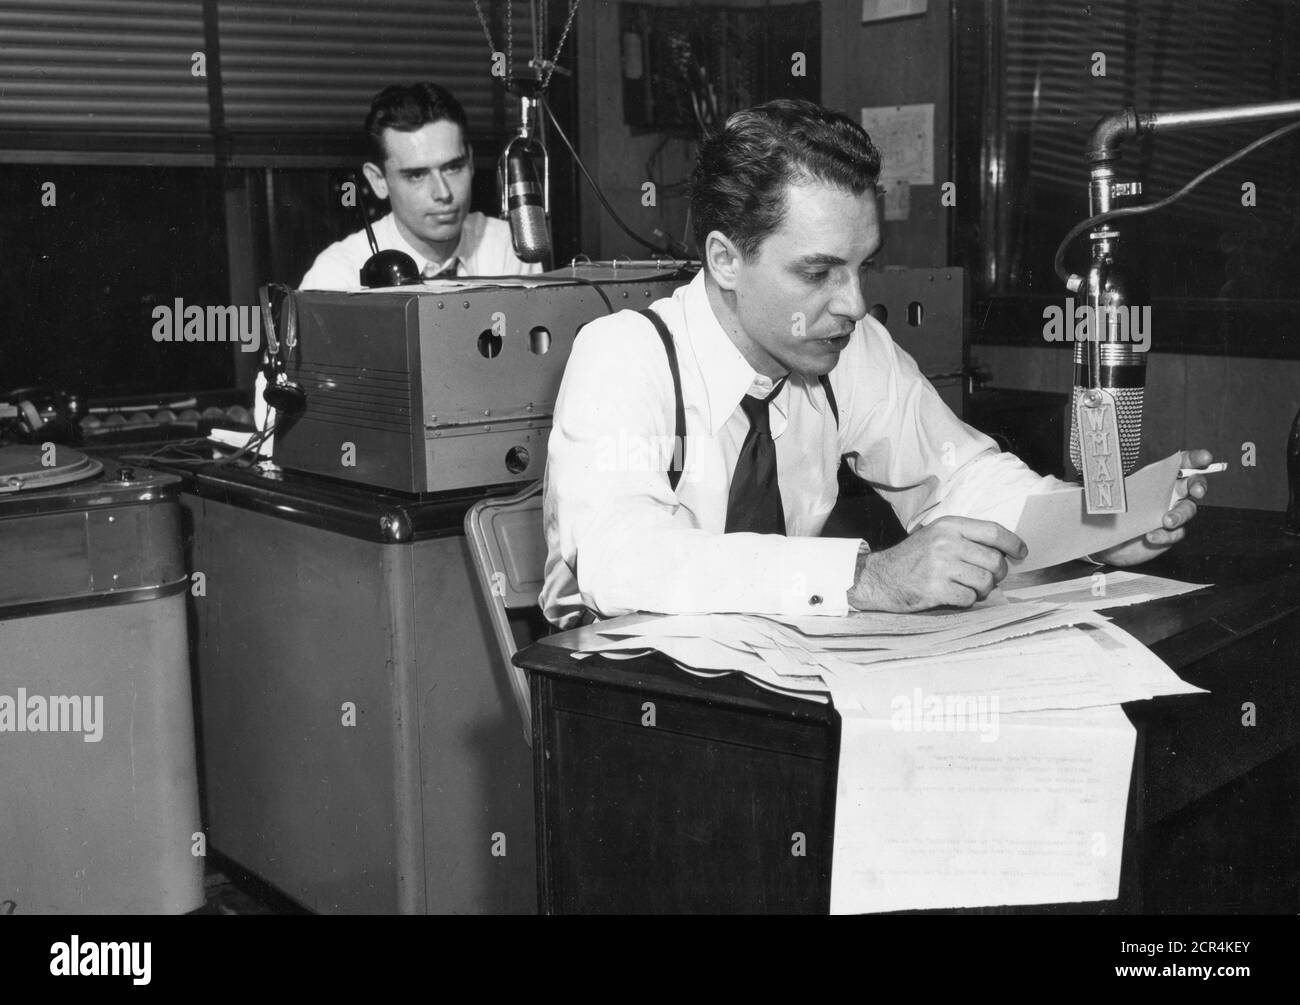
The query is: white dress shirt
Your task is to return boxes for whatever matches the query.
[298,211,542,291]
[541,270,1063,628]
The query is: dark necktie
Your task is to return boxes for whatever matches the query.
[726,377,788,535]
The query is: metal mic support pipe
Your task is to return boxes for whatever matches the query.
[1088,98,1300,164]
[519,93,550,215]
[1145,98,1300,134]
[519,93,535,141]
[1085,264,1104,392]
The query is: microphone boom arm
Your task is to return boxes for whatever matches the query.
[1087,98,1300,164]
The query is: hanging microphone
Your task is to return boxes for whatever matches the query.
[499,93,552,264]
[502,139,551,262]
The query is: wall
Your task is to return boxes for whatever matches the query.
[575,0,713,260]
[822,0,950,266]
[574,0,951,265]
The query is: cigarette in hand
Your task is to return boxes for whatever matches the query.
[1178,462,1227,478]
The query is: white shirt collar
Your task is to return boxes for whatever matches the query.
[680,271,829,434]
[681,273,765,435]
[376,211,482,275]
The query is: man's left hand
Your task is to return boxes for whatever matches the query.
[1092,448,1213,568]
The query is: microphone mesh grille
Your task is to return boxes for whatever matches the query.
[1069,385,1144,476]
[512,206,551,264]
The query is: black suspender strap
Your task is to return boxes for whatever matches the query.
[639,308,841,492]
[639,308,687,492]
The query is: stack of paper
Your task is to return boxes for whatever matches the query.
[570,571,1209,914]
[577,598,1202,712]
[1002,570,1210,611]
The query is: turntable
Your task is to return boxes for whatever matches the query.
[0,443,103,495]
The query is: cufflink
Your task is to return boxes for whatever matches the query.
[808,595,823,606]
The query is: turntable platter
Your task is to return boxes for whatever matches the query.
[0,444,103,493]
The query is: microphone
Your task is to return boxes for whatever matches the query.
[1060,99,1300,514]
[499,94,552,264]
[1065,139,1146,514]
[501,137,551,263]
[1068,262,1146,481]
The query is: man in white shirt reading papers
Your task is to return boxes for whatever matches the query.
[541,99,1211,629]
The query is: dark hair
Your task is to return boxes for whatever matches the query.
[365,82,470,165]
[689,98,882,259]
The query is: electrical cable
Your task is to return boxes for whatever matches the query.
[117,438,212,466]
[540,97,681,257]
[562,276,615,313]
[1054,118,1300,285]
[558,265,698,316]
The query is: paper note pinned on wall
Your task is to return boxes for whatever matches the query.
[1010,452,1185,572]
[861,0,928,23]
[860,103,934,186]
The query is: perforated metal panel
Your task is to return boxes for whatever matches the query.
[277,271,690,492]
[864,266,968,417]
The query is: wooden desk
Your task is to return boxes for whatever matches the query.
[515,506,1300,914]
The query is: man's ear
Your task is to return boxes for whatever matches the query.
[362,161,390,201]
[704,230,744,291]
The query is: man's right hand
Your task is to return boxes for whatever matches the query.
[846,517,1027,612]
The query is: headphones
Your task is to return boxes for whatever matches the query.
[257,284,307,417]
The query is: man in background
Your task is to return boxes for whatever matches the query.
[300,82,542,289]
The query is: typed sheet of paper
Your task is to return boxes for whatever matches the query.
[831,704,1136,913]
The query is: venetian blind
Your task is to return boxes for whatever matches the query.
[1003,0,1299,224]
[0,0,528,166]
[0,0,213,164]
[217,0,529,166]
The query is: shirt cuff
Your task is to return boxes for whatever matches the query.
[775,536,862,616]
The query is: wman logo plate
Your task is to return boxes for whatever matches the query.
[1076,388,1128,515]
